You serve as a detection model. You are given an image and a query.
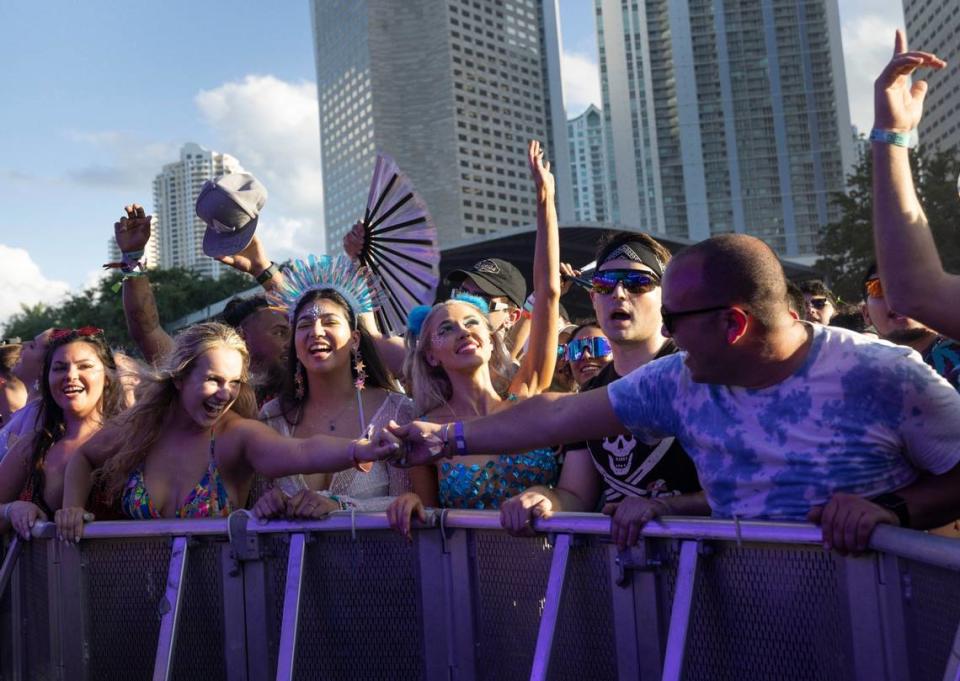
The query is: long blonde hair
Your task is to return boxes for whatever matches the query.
[403,299,514,416]
[96,322,257,498]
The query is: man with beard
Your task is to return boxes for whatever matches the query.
[499,232,705,548]
[862,263,960,390]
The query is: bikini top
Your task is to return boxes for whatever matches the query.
[121,433,233,519]
[436,395,559,510]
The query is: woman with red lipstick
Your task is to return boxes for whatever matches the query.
[0,328,123,540]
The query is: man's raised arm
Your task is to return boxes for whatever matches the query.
[872,30,960,337]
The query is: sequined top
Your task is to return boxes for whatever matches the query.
[438,448,559,510]
[121,434,233,519]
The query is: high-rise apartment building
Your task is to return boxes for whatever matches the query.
[568,104,611,222]
[904,0,960,152]
[595,0,855,258]
[151,143,243,280]
[310,0,573,253]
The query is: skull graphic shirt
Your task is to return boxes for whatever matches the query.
[577,346,701,505]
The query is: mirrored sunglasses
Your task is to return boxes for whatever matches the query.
[566,336,612,362]
[591,270,660,295]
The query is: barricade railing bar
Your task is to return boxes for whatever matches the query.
[1,512,959,681]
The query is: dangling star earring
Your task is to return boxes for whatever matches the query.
[353,349,366,391]
[294,362,305,400]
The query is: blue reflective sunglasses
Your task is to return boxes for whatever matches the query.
[566,336,612,362]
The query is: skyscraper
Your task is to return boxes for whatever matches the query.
[151,143,243,280]
[904,0,960,153]
[310,0,573,253]
[568,104,611,222]
[595,0,855,259]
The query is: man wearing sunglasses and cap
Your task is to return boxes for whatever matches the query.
[500,232,706,547]
[446,258,526,348]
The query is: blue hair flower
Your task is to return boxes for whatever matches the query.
[452,293,490,315]
[407,305,432,337]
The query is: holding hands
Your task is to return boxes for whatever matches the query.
[875,29,946,133]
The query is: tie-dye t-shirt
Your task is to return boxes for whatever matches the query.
[607,325,960,520]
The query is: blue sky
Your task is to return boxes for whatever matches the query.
[0,0,904,327]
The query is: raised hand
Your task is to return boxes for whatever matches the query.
[115,204,152,253]
[559,262,582,297]
[343,221,366,261]
[216,234,271,277]
[874,29,946,133]
[527,139,555,201]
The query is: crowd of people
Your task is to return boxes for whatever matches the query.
[2,34,959,557]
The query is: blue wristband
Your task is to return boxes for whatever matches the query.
[453,421,468,457]
[869,128,912,148]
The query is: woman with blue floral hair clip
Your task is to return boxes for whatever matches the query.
[253,254,431,518]
[386,140,561,537]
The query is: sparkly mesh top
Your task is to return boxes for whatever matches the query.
[437,449,558,510]
[259,391,415,511]
[437,396,559,510]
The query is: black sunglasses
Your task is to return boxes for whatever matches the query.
[660,305,734,334]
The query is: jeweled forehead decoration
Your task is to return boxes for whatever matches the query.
[267,255,379,324]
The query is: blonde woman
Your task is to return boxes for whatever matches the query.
[55,322,400,541]
[387,140,560,536]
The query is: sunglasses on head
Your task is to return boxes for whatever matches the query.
[591,270,660,296]
[449,287,511,312]
[50,326,103,342]
[865,278,884,299]
[566,336,613,362]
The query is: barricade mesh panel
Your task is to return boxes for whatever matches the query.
[474,531,553,681]
[262,533,292,673]
[83,538,171,681]
[903,559,960,681]
[0,541,8,681]
[549,538,618,681]
[292,531,424,681]
[21,540,51,681]
[170,538,227,681]
[658,541,851,681]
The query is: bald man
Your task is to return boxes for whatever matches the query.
[392,234,960,554]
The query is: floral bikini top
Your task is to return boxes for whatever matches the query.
[437,396,559,510]
[121,433,233,519]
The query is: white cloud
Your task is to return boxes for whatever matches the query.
[839,3,904,135]
[195,75,325,259]
[61,130,179,190]
[0,245,70,328]
[562,50,602,117]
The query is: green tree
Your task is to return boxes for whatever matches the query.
[2,268,254,354]
[817,143,960,302]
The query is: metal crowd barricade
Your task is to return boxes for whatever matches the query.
[2,512,960,681]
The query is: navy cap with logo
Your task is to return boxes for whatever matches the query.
[446,258,527,308]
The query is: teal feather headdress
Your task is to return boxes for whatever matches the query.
[267,255,378,322]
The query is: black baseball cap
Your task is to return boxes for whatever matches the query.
[446,258,526,308]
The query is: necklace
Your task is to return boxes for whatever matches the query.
[324,398,357,432]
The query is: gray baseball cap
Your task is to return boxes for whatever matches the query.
[197,172,268,258]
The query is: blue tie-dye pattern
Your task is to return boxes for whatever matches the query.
[608,325,960,520]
